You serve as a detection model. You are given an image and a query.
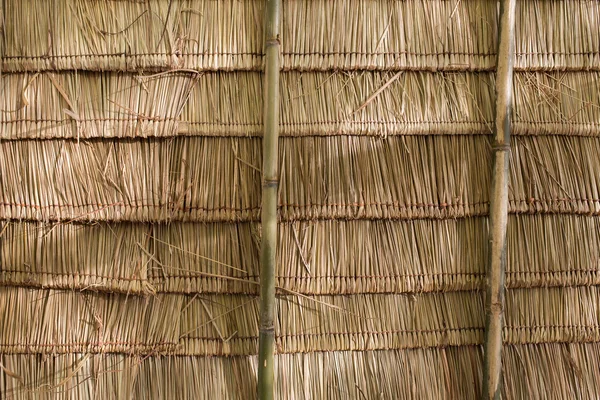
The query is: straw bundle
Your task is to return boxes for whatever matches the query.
[4,71,600,140]
[1,286,599,357]
[4,136,600,222]
[515,0,600,71]
[0,72,198,139]
[4,215,600,296]
[3,0,598,72]
[1,344,599,399]
[1,0,265,72]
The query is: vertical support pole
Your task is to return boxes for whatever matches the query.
[258,0,280,399]
[483,0,516,399]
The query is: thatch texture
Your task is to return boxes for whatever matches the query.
[1,286,599,356]
[1,345,600,399]
[3,136,600,222]
[3,71,600,139]
[1,0,600,398]
[3,215,600,295]
[2,0,599,72]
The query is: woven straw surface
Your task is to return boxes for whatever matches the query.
[1,0,599,398]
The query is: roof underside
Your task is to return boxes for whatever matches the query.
[1,0,600,398]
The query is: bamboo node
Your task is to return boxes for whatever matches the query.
[487,302,504,314]
[264,179,279,188]
[265,38,280,47]
[492,144,512,152]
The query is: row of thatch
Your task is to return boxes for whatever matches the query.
[2,215,600,294]
[1,286,599,355]
[2,345,599,399]
[2,136,600,221]
[2,0,599,72]
[2,71,599,139]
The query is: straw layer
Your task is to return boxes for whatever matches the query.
[1,0,265,72]
[2,0,598,72]
[0,72,198,139]
[4,136,600,221]
[2,215,600,295]
[1,344,598,400]
[0,288,481,355]
[0,287,599,356]
[3,71,599,139]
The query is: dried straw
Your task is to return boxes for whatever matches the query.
[1,344,599,399]
[4,136,600,222]
[3,0,599,72]
[4,215,600,295]
[515,0,600,71]
[3,71,599,140]
[0,71,198,139]
[1,286,599,357]
[1,0,600,397]
[1,0,265,72]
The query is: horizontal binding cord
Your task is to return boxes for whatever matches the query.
[5,51,599,60]
[2,327,597,355]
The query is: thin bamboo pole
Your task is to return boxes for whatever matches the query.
[258,0,281,399]
[483,0,516,399]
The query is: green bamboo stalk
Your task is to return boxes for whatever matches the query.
[258,0,281,399]
[483,0,516,399]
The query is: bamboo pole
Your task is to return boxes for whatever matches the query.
[258,0,281,399]
[483,0,516,399]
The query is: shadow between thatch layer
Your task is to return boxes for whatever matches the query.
[0,287,599,356]
[2,136,600,222]
[2,71,600,139]
[1,344,598,400]
[2,215,600,295]
[2,0,598,72]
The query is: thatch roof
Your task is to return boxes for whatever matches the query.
[1,0,600,398]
